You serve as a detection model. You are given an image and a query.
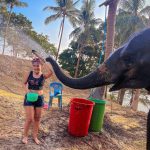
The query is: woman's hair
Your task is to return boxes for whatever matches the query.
[32,57,41,65]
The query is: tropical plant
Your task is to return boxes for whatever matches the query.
[115,0,147,46]
[26,30,57,56]
[43,0,80,60]
[70,0,101,77]
[2,0,28,54]
[1,11,56,57]
[59,38,101,77]
[10,13,32,29]
[140,5,150,27]
[0,1,7,14]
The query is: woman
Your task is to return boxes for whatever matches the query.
[22,57,53,144]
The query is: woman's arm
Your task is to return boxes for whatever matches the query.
[23,72,30,93]
[42,62,53,79]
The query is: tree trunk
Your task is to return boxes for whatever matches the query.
[130,90,134,105]
[130,89,140,111]
[90,0,120,99]
[2,7,13,55]
[105,0,119,59]
[56,16,65,61]
[117,89,126,105]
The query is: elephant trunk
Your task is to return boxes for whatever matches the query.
[46,56,112,89]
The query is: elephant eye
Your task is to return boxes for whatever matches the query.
[123,56,135,68]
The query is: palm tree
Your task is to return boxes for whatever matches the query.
[117,0,146,43]
[140,6,150,27]
[70,0,101,77]
[43,0,80,60]
[91,0,120,99]
[0,1,7,26]
[104,0,120,60]
[0,1,7,13]
[2,0,28,55]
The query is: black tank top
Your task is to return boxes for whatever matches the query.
[27,71,45,90]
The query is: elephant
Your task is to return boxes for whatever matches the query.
[45,28,150,92]
[32,27,150,150]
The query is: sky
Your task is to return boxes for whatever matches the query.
[13,0,150,52]
[13,0,106,51]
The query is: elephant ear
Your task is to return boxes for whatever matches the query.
[118,29,150,69]
[120,28,150,58]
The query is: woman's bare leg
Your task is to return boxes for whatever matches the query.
[33,107,42,144]
[22,106,34,144]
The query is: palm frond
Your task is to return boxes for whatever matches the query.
[140,6,150,16]
[89,0,95,11]
[44,13,62,24]
[120,0,133,13]
[67,8,80,16]
[90,18,102,26]
[120,0,145,15]
[43,0,80,30]
[43,6,61,12]
[67,15,79,27]
[66,0,74,8]
[14,1,28,7]
[55,0,67,7]
[69,27,82,39]
[81,0,95,13]
[73,0,80,6]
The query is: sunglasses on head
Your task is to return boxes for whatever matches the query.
[32,64,40,67]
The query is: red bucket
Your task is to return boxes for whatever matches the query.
[68,98,95,137]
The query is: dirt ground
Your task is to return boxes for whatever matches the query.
[0,93,147,150]
[0,55,147,150]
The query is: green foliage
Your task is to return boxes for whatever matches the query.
[115,0,148,47]
[0,0,27,13]
[26,30,56,56]
[43,0,79,26]
[59,25,104,77]
[4,0,28,8]
[43,0,80,59]
[9,12,32,29]
[140,6,150,16]
[0,1,7,13]
[70,0,101,41]
[1,10,57,55]
[0,9,56,56]
[59,48,77,76]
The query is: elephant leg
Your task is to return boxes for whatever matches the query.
[147,109,150,150]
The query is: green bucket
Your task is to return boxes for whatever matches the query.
[26,92,39,102]
[88,97,106,132]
